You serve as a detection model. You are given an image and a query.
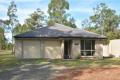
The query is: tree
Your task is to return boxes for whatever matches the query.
[0,27,5,50]
[82,3,120,42]
[25,8,46,29]
[13,9,47,35]
[65,17,76,28]
[48,0,76,28]
[7,1,18,52]
[13,23,22,35]
[7,1,18,30]
[0,20,5,50]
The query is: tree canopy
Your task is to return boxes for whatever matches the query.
[48,0,76,28]
[13,8,47,35]
[0,20,5,50]
[82,3,120,42]
[2,1,120,46]
[7,1,18,28]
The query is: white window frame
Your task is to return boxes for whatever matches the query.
[81,40,95,56]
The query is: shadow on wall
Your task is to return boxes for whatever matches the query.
[0,63,56,80]
[45,47,62,59]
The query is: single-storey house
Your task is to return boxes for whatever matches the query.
[14,23,106,59]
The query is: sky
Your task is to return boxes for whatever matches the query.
[0,0,120,42]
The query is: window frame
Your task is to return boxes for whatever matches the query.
[81,40,95,56]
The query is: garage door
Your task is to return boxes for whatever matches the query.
[44,40,62,59]
[23,40,41,58]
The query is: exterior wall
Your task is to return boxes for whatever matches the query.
[23,40,41,58]
[103,45,109,57]
[15,39,104,59]
[44,40,63,59]
[94,40,103,59]
[101,39,120,58]
[15,40,22,59]
[71,40,80,59]
[15,39,63,59]
[109,39,120,57]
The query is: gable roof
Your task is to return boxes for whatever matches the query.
[14,23,106,39]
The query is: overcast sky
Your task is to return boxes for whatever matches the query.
[0,0,120,42]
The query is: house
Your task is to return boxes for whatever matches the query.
[14,23,106,59]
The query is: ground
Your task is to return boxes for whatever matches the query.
[0,63,66,80]
[54,68,120,80]
[1,50,120,80]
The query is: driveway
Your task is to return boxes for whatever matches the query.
[0,62,66,80]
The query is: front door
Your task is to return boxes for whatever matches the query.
[64,40,71,59]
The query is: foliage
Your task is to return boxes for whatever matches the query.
[0,51,20,69]
[5,43,13,50]
[13,8,47,35]
[82,3,120,41]
[7,1,18,29]
[48,0,76,28]
[0,27,5,50]
[25,8,47,29]
[6,1,18,52]
[10,0,77,35]
[1,51,120,70]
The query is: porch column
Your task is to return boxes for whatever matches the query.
[61,40,64,58]
[71,40,80,59]
[95,40,103,59]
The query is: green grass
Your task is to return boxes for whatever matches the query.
[0,50,120,70]
[49,58,120,68]
[0,50,49,70]
[0,51,21,69]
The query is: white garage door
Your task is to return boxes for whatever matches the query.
[44,40,62,59]
[23,40,41,58]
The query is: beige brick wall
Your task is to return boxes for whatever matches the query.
[43,40,63,59]
[23,40,41,58]
[71,40,80,59]
[15,39,104,59]
[15,40,22,59]
[15,39,63,59]
[109,39,120,57]
[94,40,103,59]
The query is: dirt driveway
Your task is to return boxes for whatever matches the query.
[54,67,120,80]
[0,62,66,80]
[0,62,120,80]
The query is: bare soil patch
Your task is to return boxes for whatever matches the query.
[54,68,120,80]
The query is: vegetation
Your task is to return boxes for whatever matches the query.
[0,51,120,70]
[13,8,47,35]
[0,20,7,50]
[12,0,77,35]
[82,3,120,43]
[0,51,20,69]
[0,27,5,50]
[48,0,76,28]
[50,59,120,68]
[0,1,120,50]
[7,1,18,35]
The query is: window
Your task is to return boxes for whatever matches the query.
[81,40,95,56]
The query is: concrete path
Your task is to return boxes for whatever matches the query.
[0,63,66,80]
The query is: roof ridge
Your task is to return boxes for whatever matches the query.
[54,23,74,30]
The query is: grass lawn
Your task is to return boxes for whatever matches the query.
[0,50,21,69]
[0,50,120,70]
[1,51,120,80]
[50,58,120,68]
